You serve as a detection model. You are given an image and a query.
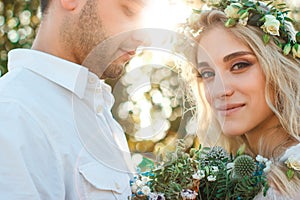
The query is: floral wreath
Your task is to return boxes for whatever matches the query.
[187,0,300,59]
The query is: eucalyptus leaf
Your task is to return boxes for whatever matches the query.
[287,169,295,181]
[296,32,300,43]
[262,34,270,44]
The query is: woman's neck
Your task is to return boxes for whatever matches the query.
[244,115,296,158]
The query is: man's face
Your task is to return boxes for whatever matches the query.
[62,0,147,78]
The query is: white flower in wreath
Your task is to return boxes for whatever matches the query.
[188,13,201,27]
[261,15,280,36]
[224,3,242,19]
[238,17,248,26]
[207,0,221,6]
[285,155,300,171]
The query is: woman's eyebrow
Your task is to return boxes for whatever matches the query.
[223,51,254,62]
[197,61,210,69]
[197,51,254,68]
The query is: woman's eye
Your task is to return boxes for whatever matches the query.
[231,62,251,71]
[198,71,215,79]
[123,6,136,16]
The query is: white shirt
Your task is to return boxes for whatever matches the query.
[0,49,134,200]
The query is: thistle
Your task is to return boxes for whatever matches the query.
[233,155,256,178]
[201,146,230,167]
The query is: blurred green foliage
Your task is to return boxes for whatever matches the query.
[0,0,40,76]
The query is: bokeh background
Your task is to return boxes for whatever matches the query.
[1,0,299,165]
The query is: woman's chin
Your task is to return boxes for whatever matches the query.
[221,128,244,137]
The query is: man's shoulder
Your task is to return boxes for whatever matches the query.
[0,67,75,140]
[0,67,74,120]
[0,67,40,94]
[0,67,70,101]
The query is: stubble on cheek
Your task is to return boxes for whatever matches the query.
[77,1,107,63]
[60,0,108,64]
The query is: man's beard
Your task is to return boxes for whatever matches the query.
[75,0,107,65]
[60,0,135,79]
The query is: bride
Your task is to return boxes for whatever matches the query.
[182,1,300,199]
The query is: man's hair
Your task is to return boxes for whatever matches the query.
[40,0,49,13]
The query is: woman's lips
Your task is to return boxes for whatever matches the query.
[117,49,136,62]
[215,103,246,116]
[127,50,136,56]
[115,49,136,63]
[119,48,136,56]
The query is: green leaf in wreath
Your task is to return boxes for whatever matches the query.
[225,18,237,27]
[296,32,300,44]
[263,34,270,44]
[283,43,291,55]
[286,169,295,181]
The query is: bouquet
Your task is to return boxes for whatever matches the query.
[130,140,271,200]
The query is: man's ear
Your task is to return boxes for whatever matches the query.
[60,0,79,11]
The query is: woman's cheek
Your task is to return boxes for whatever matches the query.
[204,86,213,105]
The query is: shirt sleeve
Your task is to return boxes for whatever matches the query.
[0,101,64,200]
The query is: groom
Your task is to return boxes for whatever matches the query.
[0,0,148,199]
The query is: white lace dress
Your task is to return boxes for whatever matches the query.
[254,143,300,200]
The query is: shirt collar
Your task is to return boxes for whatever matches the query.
[8,49,89,98]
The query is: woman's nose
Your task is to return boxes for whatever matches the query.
[211,72,234,99]
[130,29,151,47]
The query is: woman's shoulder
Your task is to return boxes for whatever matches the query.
[279,143,300,163]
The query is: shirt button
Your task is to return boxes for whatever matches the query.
[88,77,96,84]
[95,87,101,93]
[96,105,103,113]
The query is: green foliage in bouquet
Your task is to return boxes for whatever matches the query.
[150,141,198,199]
[130,140,270,200]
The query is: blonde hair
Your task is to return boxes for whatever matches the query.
[183,9,300,197]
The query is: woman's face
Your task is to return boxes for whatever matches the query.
[197,27,275,136]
